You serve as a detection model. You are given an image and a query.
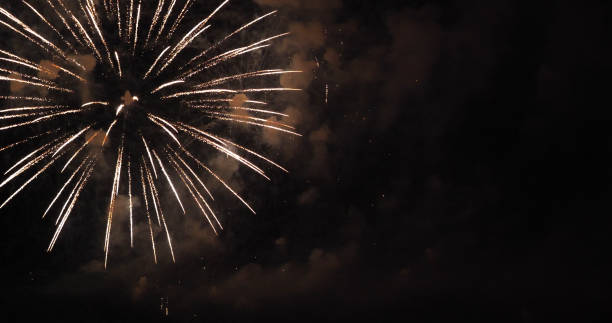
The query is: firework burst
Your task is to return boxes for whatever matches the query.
[0,0,300,267]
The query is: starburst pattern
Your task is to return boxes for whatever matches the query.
[0,0,300,267]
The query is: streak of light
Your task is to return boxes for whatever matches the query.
[0,148,67,210]
[179,146,256,214]
[128,157,134,248]
[0,110,81,132]
[140,163,158,263]
[184,11,278,68]
[81,101,109,108]
[0,75,73,93]
[152,149,185,214]
[44,156,90,218]
[62,132,99,173]
[114,51,122,78]
[53,125,92,157]
[104,140,124,269]
[103,119,118,146]
[153,0,176,45]
[145,0,166,48]
[143,46,170,79]
[151,80,184,94]
[162,89,237,99]
[141,136,158,178]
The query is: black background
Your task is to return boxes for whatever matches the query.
[1,0,611,322]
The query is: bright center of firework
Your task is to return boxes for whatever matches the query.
[116,90,139,116]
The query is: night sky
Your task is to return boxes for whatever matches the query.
[1,0,611,322]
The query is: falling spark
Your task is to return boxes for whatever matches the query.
[81,101,109,108]
[128,157,134,248]
[143,46,170,79]
[116,104,125,116]
[115,51,122,78]
[140,163,158,263]
[153,150,185,214]
[151,80,185,94]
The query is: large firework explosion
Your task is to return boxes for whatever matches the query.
[0,0,300,268]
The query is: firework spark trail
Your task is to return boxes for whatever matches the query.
[0,129,58,153]
[143,46,171,80]
[141,136,158,178]
[140,163,158,263]
[179,146,256,214]
[186,98,268,105]
[48,161,95,252]
[0,139,67,189]
[85,6,116,70]
[167,146,214,200]
[0,113,45,121]
[0,110,80,132]
[166,150,218,219]
[0,49,78,82]
[168,154,219,234]
[0,113,44,121]
[145,0,165,48]
[116,104,125,116]
[46,0,86,48]
[167,0,193,39]
[4,137,63,176]
[151,80,184,94]
[202,111,296,130]
[203,113,302,136]
[114,51,122,78]
[0,67,61,87]
[184,10,278,68]
[148,119,181,145]
[155,23,211,76]
[128,0,134,41]
[144,161,162,225]
[0,105,68,113]
[103,120,118,146]
[161,89,237,99]
[53,125,92,157]
[217,136,288,173]
[69,10,103,62]
[148,113,178,133]
[153,0,177,45]
[104,139,124,268]
[0,75,73,93]
[188,104,288,117]
[178,123,270,179]
[158,197,176,263]
[152,149,185,214]
[182,33,290,79]
[116,0,122,39]
[156,0,232,75]
[81,101,109,108]
[0,6,76,65]
[55,159,91,225]
[128,157,134,248]
[0,50,85,82]
[77,1,96,40]
[0,96,52,103]
[194,70,301,89]
[132,1,141,55]
[61,132,99,172]
[22,0,77,54]
[43,156,89,218]
[0,148,67,210]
